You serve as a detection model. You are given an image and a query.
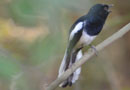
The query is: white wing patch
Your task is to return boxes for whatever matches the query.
[69,22,83,40]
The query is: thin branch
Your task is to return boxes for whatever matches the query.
[45,23,130,90]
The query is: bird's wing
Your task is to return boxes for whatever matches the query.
[67,15,87,52]
[65,21,84,70]
[67,21,84,53]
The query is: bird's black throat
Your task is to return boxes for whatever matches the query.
[84,14,107,36]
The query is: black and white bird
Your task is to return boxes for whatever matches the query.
[58,4,113,88]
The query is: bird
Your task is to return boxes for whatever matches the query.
[58,4,113,88]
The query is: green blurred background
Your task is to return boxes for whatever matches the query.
[0,0,130,90]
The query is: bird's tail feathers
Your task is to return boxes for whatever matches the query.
[58,49,67,78]
[71,50,82,84]
[58,50,82,87]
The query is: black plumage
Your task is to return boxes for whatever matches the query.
[58,3,112,88]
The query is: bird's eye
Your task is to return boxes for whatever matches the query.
[104,7,108,11]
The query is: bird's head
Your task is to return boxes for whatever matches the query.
[87,4,113,20]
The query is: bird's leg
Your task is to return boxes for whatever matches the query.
[89,44,98,56]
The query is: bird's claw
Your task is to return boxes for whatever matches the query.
[89,45,98,56]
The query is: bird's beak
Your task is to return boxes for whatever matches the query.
[108,4,114,8]
[108,4,114,13]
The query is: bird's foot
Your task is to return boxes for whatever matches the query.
[89,45,98,56]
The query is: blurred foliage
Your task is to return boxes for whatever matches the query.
[0,0,130,90]
[29,33,62,65]
[0,54,20,79]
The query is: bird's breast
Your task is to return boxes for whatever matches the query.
[76,30,96,48]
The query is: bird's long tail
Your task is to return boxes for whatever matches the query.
[58,49,82,87]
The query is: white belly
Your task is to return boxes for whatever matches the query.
[77,31,96,47]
